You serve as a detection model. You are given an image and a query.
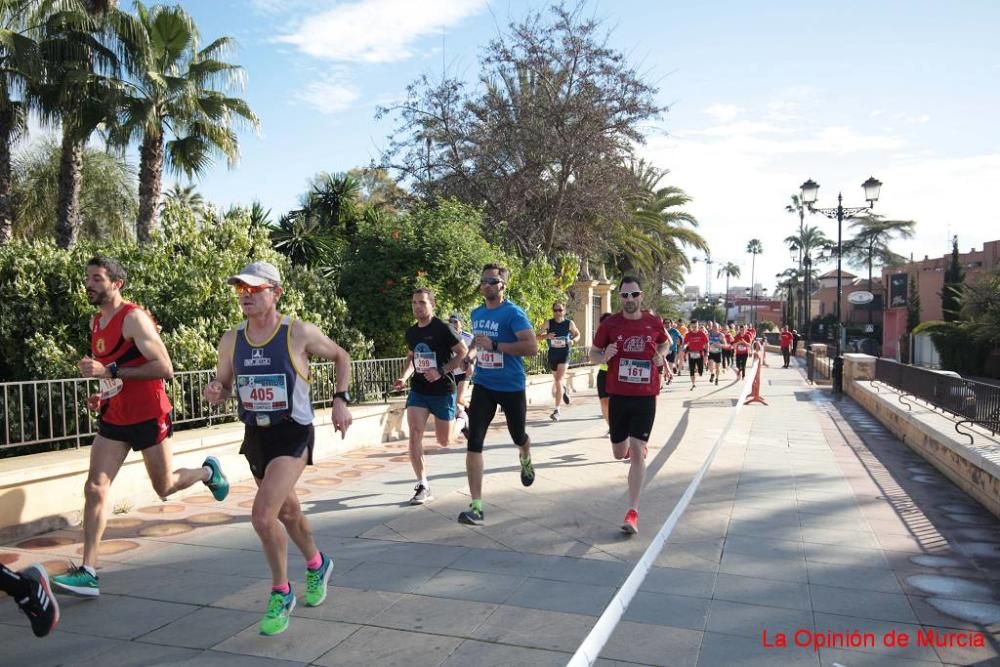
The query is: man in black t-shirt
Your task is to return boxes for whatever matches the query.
[393,288,468,504]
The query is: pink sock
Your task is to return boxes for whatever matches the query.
[306,552,323,570]
[272,582,290,595]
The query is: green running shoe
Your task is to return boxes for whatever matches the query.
[202,456,230,501]
[304,553,333,607]
[260,587,295,636]
[52,565,99,598]
[519,456,535,487]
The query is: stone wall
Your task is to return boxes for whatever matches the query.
[844,354,1000,519]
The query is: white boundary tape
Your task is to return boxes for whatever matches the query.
[566,360,761,666]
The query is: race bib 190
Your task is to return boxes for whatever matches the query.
[477,348,504,370]
[237,374,289,412]
[618,358,652,384]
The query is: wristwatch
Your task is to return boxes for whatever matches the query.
[333,391,351,404]
[107,362,119,379]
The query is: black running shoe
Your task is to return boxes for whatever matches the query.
[458,505,484,526]
[562,388,571,405]
[16,564,59,638]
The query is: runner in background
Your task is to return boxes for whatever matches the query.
[595,312,613,429]
[448,313,475,437]
[682,321,709,391]
[779,325,794,368]
[538,302,581,421]
[707,322,724,385]
[393,289,468,505]
[733,324,752,379]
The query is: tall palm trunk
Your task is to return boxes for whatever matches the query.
[55,124,84,248]
[0,111,13,244]
[750,254,756,326]
[137,128,164,243]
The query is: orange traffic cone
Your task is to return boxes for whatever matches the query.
[744,357,768,406]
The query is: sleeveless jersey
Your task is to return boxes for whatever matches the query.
[547,319,572,355]
[233,316,313,426]
[91,303,172,425]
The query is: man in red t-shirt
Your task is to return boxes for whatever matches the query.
[683,321,710,390]
[779,326,794,368]
[733,324,753,378]
[54,257,230,599]
[591,276,670,536]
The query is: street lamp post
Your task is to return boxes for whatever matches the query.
[693,255,714,299]
[799,176,882,393]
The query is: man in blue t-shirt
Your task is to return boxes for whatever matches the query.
[458,263,539,526]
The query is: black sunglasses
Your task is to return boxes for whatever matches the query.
[619,291,642,299]
[480,277,503,286]
[553,308,564,312]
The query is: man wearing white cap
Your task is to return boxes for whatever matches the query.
[204,260,354,636]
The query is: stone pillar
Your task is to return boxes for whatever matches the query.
[843,353,877,382]
[568,279,597,345]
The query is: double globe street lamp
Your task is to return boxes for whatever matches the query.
[799,176,882,393]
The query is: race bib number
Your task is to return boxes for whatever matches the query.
[618,358,652,384]
[237,374,289,412]
[550,337,568,348]
[413,351,436,372]
[477,348,504,370]
[709,346,721,353]
[688,351,701,359]
[99,378,123,400]
[736,344,749,353]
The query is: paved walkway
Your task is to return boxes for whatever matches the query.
[1,360,999,666]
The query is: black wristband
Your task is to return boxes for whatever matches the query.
[491,339,498,352]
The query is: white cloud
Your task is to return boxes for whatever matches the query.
[275,0,487,63]
[705,104,743,122]
[297,73,361,114]
[638,105,998,296]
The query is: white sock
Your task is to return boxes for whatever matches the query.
[83,565,97,577]
[203,465,213,480]
[419,478,428,488]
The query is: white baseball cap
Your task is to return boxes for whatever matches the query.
[227,261,282,287]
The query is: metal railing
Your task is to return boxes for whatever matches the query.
[0,357,408,456]
[1,348,594,456]
[873,358,1000,443]
[806,351,833,384]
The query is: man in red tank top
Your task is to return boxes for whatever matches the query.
[53,257,230,599]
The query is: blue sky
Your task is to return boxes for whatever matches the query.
[91,1,1000,292]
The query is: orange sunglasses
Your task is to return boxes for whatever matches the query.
[232,283,275,295]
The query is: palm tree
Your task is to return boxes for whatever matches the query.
[110,2,258,242]
[843,213,916,322]
[0,1,46,243]
[785,194,806,265]
[716,261,740,315]
[746,239,763,325]
[784,224,832,262]
[612,161,707,293]
[13,137,136,240]
[32,0,144,247]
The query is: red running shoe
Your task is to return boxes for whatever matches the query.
[622,509,639,535]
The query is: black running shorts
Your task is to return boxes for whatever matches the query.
[240,420,315,479]
[608,394,657,443]
[465,384,528,453]
[98,414,172,452]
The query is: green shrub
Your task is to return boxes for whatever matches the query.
[0,203,367,381]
